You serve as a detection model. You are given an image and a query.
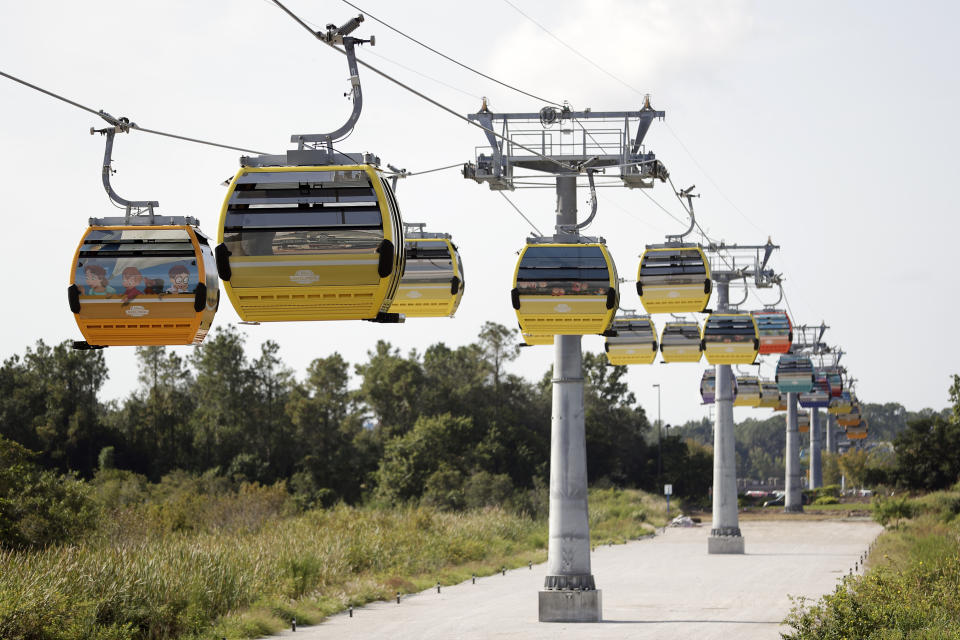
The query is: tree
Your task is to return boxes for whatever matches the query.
[109,346,196,479]
[477,321,519,393]
[355,341,425,439]
[838,449,870,488]
[375,413,477,503]
[1,341,111,475]
[189,326,257,473]
[287,353,368,503]
[890,415,960,490]
[580,354,650,486]
[0,435,97,548]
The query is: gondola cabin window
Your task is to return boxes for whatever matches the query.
[223,170,384,288]
[76,229,200,299]
[516,246,610,296]
[403,243,455,284]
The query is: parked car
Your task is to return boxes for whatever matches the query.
[763,492,808,508]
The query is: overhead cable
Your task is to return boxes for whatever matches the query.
[500,0,648,97]
[0,69,268,156]
[268,0,576,172]
[339,0,564,107]
[664,121,765,234]
[498,191,543,236]
[384,162,463,178]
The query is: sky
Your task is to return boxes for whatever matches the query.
[1,0,957,427]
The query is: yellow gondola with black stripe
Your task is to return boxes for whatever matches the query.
[734,375,762,407]
[216,164,404,322]
[659,320,703,363]
[604,315,658,365]
[390,226,464,318]
[511,240,618,335]
[521,331,555,346]
[758,380,781,408]
[636,244,711,313]
[69,216,219,347]
[702,313,759,365]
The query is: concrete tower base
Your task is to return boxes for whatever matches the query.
[708,531,745,554]
[539,590,602,622]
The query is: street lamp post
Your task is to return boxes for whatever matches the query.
[653,384,662,481]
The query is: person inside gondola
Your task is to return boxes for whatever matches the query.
[121,266,145,301]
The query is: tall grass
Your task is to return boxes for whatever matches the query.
[0,487,665,640]
[783,488,960,639]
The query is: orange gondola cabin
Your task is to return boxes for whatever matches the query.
[68,216,219,347]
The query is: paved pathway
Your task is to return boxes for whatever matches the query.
[274,518,881,640]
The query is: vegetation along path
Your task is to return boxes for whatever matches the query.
[279,518,881,639]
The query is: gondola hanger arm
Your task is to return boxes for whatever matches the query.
[280,11,374,151]
[559,168,599,233]
[666,185,697,243]
[90,111,158,218]
[729,275,750,309]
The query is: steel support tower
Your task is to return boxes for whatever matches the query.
[785,392,804,512]
[809,409,823,488]
[703,242,779,553]
[464,99,666,622]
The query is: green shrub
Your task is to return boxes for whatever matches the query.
[871,495,915,528]
[0,436,98,549]
[812,496,839,506]
[783,514,960,639]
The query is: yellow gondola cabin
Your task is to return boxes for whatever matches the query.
[604,315,658,365]
[636,245,711,313]
[511,240,618,335]
[216,164,404,323]
[702,313,759,365]
[390,228,464,318]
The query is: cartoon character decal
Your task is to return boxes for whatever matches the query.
[121,267,145,301]
[83,263,117,295]
[165,264,191,294]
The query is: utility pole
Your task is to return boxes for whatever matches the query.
[464,100,666,622]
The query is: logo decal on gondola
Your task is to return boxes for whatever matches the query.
[125,305,149,317]
[554,303,572,312]
[406,290,423,298]
[290,270,320,284]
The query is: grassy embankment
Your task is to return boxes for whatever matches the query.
[782,486,960,639]
[0,485,665,640]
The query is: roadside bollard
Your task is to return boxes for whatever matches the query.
[529,561,532,570]
[436,582,441,594]
[501,567,506,576]
[472,573,476,584]
[292,617,296,632]
[396,591,401,604]
[349,606,353,618]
